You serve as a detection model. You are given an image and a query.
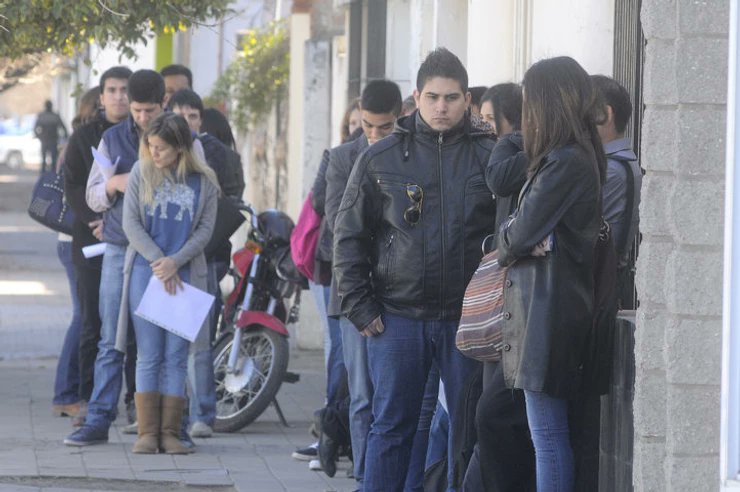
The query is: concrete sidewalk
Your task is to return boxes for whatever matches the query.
[0,351,356,492]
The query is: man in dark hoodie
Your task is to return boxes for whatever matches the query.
[333,48,496,491]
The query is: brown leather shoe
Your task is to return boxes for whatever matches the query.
[52,402,82,418]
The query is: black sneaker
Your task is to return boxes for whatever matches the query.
[291,441,318,461]
[63,425,108,446]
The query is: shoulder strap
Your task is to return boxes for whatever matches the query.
[610,154,637,257]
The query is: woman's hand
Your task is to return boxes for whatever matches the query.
[151,257,178,282]
[530,233,553,257]
[163,273,183,296]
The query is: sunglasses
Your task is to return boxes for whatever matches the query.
[404,184,423,225]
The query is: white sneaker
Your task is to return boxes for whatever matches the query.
[189,421,213,438]
[121,421,138,435]
[308,459,322,471]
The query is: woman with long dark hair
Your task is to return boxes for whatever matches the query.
[121,112,219,454]
[496,56,605,491]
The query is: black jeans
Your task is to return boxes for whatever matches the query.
[75,257,102,402]
[462,362,535,492]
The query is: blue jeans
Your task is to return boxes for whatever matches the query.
[130,262,189,397]
[85,244,126,430]
[186,261,219,426]
[406,364,440,490]
[364,312,478,492]
[322,287,345,405]
[523,390,574,492]
[426,401,449,471]
[54,240,81,405]
[340,316,372,486]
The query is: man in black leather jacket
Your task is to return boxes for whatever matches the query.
[333,48,496,491]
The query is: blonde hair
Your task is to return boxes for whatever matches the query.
[138,112,220,205]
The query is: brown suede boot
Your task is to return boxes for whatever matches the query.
[132,392,160,454]
[160,395,192,454]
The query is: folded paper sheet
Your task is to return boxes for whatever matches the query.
[134,276,215,342]
[91,146,120,180]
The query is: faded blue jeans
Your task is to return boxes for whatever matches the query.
[363,312,478,492]
[523,390,574,492]
[53,240,81,405]
[85,243,126,430]
[129,262,189,397]
[185,261,221,427]
[340,316,373,487]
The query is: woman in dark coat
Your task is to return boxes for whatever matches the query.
[496,56,605,491]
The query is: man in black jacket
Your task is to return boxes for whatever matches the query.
[63,66,132,417]
[35,100,68,173]
[333,48,496,491]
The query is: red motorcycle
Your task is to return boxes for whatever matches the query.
[212,203,305,432]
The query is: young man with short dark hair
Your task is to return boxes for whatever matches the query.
[160,64,193,106]
[333,48,496,490]
[63,66,132,419]
[321,79,402,486]
[591,75,642,264]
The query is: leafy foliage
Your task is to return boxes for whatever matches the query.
[207,20,289,133]
[0,0,230,60]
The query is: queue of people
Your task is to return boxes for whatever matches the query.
[47,47,641,491]
[300,48,642,492]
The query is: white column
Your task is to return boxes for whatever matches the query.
[467,0,517,86]
[287,13,310,219]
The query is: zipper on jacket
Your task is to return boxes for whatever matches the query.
[437,132,446,312]
[384,232,394,291]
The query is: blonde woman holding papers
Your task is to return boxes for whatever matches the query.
[121,112,219,454]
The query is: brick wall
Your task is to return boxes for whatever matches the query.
[634,1,728,490]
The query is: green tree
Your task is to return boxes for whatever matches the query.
[0,0,230,59]
[207,20,289,133]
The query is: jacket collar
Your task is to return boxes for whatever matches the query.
[604,137,637,160]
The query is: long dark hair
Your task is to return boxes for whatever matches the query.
[521,56,606,183]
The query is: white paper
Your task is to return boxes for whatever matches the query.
[133,276,215,342]
[82,243,106,258]
[91,146,120,179]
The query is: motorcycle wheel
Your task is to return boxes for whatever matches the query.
[212,326,290,432]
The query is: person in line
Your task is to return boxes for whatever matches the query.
[200,108,245,201]
[122,112,219,454]
[63,66,132,426]
[52,86,102,419]
[160,64,193,107]
[168,88,245,438]
[65,70,205,447]
[463,82,536,492]
[35,100,68,173]
[333,48,496,491]
[291,98,362,468]
[324,80,403,487]
[591,74,642,305]
[496,56,605,492]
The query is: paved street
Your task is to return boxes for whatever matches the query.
[0,163,355,491]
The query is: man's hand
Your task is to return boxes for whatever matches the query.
[89,219,104,241]
[104,173,129,198]
[360,316,385,337]
[163,273,183,296]
[151,257,178,282]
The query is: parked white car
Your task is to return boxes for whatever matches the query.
[0,116,43,169]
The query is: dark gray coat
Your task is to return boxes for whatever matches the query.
[498,143,601,398]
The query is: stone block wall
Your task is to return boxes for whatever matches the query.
[634,1,728,490]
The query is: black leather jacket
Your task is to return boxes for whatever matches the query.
[333,112,496,330]
[497,143,601,398]
[485,132,528,239]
